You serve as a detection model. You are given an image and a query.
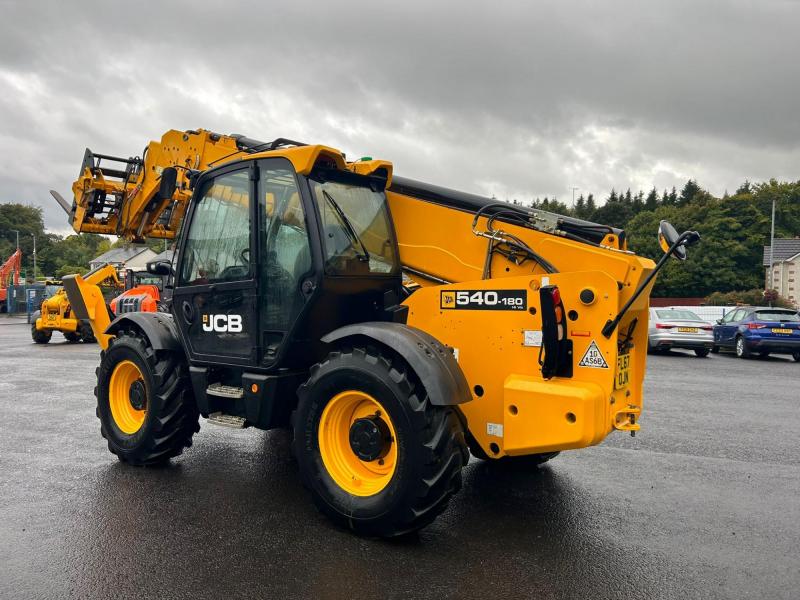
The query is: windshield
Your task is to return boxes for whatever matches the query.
[655,309,703,321]
[754,310,800,322]
[134,273,163,289]
[309,172,398,276]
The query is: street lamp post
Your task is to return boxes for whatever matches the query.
[31,234,36,281]
[572,187,579,209]
[11,229,19,249]
[769,197,775,291]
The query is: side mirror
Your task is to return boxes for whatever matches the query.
[658,221,686,260]
[147,260,172,276]
[658,220,700,260]
[716,318,724,325]
[158,167,178,201]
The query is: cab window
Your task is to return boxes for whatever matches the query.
[309,170,397,276]
[179,170,251,286]
[259,164,312,337]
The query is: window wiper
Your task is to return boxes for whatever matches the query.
[321,189,370,262]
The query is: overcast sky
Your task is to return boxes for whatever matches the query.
[1,0,799,233]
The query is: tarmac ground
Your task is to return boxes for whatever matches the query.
[1,316,798,599]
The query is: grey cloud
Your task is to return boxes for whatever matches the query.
[1,0,799,232]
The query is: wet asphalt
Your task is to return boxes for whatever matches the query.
[0,316,798,600]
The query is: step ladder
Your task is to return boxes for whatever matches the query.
[206,383,244,399]
[206,412,247,429]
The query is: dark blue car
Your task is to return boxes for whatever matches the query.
[712,306,800,360]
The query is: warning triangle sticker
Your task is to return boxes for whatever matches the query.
[578,340,609,369]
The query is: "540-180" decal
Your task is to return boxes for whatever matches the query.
[440,290,527,311]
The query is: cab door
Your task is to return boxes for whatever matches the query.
[172,164,258,366]
[255,158,316,366]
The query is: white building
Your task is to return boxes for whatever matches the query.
[763,239,800,307]
[89,245,158,273]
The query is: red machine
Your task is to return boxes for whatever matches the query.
[109,269,164,315]
[0,249,22,312]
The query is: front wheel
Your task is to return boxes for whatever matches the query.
[95,330,199,465]
[31,313,51,344]
[293,346,468,537]
[793,351,800,363]
[735,336,751,359]
[694,348,710,358]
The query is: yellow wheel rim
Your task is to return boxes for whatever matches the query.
[108,360,147,435]
[318,390,397,497]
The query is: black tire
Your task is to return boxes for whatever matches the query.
[694,348,710,358]
[31,313,51,344]
[735,335,751,359]
[293,346,468,537]
[95,330,199,466]
[711,345,719,354]
[466,432,559,468]
[792,351,800,363]
[79,321,96,343]
[64,331,81,343]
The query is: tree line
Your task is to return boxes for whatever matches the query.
[0,204,163,280]
[515,178,800,298]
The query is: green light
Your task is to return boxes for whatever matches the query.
[359,156,373,162]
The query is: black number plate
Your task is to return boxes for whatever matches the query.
[440,290,527,311]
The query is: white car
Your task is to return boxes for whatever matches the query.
[648,307,714,357]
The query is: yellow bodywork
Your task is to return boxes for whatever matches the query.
[64,129,658,461]
[385,188,654,457]
[35,264,121,339]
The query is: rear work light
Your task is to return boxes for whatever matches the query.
[539,285,573,379]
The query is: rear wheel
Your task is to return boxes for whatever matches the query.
[793,351,800,362]
[79,321,96,343]
[293,346,467,537]
[95,330,199,465]
[694,348,710,358]
[735,336,751,359]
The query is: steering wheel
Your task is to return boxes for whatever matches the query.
[240,248,250,266]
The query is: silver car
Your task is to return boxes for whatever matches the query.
[648,307,714,357]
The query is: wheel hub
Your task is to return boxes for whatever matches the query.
[128,379,146,411]
[349,415,391,461]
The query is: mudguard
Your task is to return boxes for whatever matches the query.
[106,311,182,352]
[321,322,471,406]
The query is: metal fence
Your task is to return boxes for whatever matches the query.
[654,305,736,323]
[4,284,47,321]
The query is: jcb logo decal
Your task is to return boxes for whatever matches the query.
[202,314,243,333]
[441,292,455,308]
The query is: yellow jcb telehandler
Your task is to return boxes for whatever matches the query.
[60,129,699,536]
[31,264,121,344]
